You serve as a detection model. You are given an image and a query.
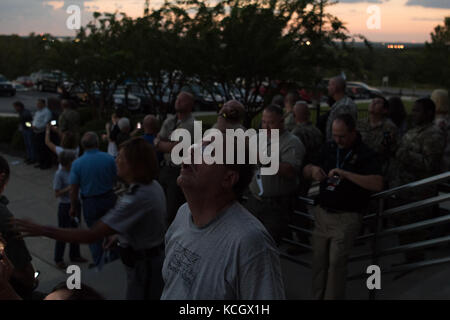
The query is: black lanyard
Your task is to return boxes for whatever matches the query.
[336,148,353,169]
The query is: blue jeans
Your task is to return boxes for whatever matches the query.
[54,203,81,262]
[22,129,36,161]
[81,191,117,267]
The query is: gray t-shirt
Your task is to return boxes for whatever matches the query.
[53,169,71,204]
[101,181,167,250]
[161,201,286,300]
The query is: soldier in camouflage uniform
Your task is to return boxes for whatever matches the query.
[291,101,324,164]
[388,98,446,263]
[283,91,299,131]
[154,92,196,225]
[326,77,358,141]
[54,99,81,143]
[357,97,398,175]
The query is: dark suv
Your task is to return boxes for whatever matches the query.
[0,75,16,96]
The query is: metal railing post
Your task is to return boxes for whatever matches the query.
[369,198,384,300]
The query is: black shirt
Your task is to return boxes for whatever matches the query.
[312,135,382,212]
[18,108,33,131]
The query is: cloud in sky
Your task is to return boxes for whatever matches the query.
[411,17,444,21]
[406,0,450,9]
[336,0,389,3]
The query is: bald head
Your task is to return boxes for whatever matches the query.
[293,101,310,123]
[175,91,195,114]
[328,76,346,99]
[284,92,299,111]
[222,100,245,122]
[143,114,160,134]
[81,131,99,150]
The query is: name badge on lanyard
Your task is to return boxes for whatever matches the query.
[336,148,352,169]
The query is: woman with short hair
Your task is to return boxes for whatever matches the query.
[14,137,167,300]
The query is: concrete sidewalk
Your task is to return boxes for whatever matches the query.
[3,151,450,300]
[1,152,126,299]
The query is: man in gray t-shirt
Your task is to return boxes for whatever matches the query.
[161,133,286,300]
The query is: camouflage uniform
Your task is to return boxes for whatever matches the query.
[58,108,81,143]
[284,111,296,131]
[357,118,398,174]
[388,123,446,262]
[326,96,358,141]
[58,109,80,133]
[291,122,324,164]
[158,114,195,224]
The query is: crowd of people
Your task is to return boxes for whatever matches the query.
[0,77,449,300]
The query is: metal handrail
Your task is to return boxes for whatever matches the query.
[364,194,450,219]
[370,171,450,200]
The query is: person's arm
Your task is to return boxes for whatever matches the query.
[0,249,22,300]
[303,164,327,182]
[45,124,57,154]
[328,168,383,192]
[69,184,80,218]
[155,139,178,153]
[55,186,71,198]
[277,163,296,179]
[13,218,116,244]
[10,262,35,295]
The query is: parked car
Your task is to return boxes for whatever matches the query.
[346,81,383,100]
[12,82,29,92]
[113,86,142,112]
[57,81,89,106]
[31,70,64,92]
[0,74,16,96]
[319,79,383,101]
[15,76,34,88]
[124,83,154,113]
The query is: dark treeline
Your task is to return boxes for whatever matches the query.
[0,1,448,122]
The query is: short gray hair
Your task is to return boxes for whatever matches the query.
[81,132,99,149]
[118,117,130,131]
[58,150,76,167]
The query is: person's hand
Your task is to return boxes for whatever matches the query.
[154,137,160,149]
[101,133,108,141]
[103,235,119,250]
[69,206,77,218]
[9,218,46,238]
[328,168,347,180]
[0,232,6,250]
[0,248,14,284]
[312,166,327,181]
[0,173,6,187]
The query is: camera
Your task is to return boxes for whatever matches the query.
[326,175,341,191]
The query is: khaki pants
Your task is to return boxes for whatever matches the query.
[312,206,362,300]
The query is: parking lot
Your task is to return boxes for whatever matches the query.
[0,90,58,115]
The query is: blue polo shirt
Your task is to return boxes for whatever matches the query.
[69,149,117,197]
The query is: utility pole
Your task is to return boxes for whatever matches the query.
[144,0,150,16]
